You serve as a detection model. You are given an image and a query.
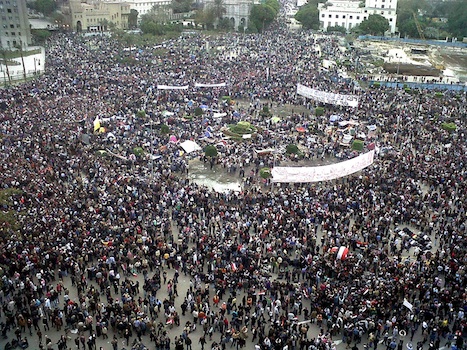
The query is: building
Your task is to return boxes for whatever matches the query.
[124,0,171,18]
[318,0,397,34]
[70,0,131,31]
[201,0,258,31]
[0,0,31,50]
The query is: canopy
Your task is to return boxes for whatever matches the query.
[180,140,202,153]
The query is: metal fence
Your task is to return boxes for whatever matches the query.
[357,35,467,48]
[369,80,467,91]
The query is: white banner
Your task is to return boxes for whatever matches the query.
[157,85,189,90]
[271,150,374,183]
[296,83,359,107]
[194,83,226,88]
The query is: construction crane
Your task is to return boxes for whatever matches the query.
[412,11,425,40]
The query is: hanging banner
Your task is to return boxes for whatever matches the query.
[194,83,227,88]
[157,85,189,90]
[271,150,374,183]
[296,83,359,107]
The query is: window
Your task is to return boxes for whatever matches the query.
[335,14,339,18]
[364,9,367,12]
[357,16,360,19]
[7,8,11,12]
[389,18,393,21]
[9,24,13,28]
[10,31,14,35]
[328,14,331,18]
[342,15,346,18]
[381,11,384,14]
[321,13,325,17]
[349,15,353,19]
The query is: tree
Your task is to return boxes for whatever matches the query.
[14,42,27,82]
[212,0,226,22]
[129,9,139,29]
[0,48,12,85]
[33,0,57,16]
[195,7,216,29]
[294,4,319,30]
[249,4,277,33]
[171,0,193,13]
[264,0,280,13]
[327,25,346,33]
[204,145,218,158]
[447,0,467,38]
[218,18,233,31]
[358,14,389,35]
[31,29,52,44]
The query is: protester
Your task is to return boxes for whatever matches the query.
[0,19,466,350]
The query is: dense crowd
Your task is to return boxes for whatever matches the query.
[0,21,466,350]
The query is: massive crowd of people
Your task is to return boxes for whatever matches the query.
[0,20,466,350]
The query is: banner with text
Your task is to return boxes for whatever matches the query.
[271,150,374,183]
[157,85,189,90]
[194,83,227,88]
[296,83,359,107]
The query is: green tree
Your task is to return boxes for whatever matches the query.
[171,0,193,13]
[327,25,346,33]
[294,4,319,30]
[129,9,139,29]
[212,0,226,22]
[31,29,52,44]
[264,0,280,13]
[218,18,233,31]
[33,0,57,16]
[358,14,389,35]
[204,145,218,157]
[447,0,467,37]
[249,4,277,32]
[195,7,216,29]
[396,11,418,38]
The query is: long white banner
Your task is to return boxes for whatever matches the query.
[296,83,359,107]
[271,150,374,183]
[157,85,189,90]
[195,83,226,88]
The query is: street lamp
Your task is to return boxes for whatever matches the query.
[34,58,41,75]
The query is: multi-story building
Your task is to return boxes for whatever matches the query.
[124,0,171,18]
[318,0,397,34]
[70,0,131,31]
[0,0,31,49]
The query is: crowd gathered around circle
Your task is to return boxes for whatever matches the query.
[0,18,466,350]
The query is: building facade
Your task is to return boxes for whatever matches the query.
[0,0,31,50]
[318,0,397,34]
[125,0,171,18]
[70,0,131,31]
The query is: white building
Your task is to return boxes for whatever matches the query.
[318,0,397,34]
[124,0,171,18]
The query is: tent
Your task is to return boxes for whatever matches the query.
[180,140,202,153]
[169,135,178,143]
